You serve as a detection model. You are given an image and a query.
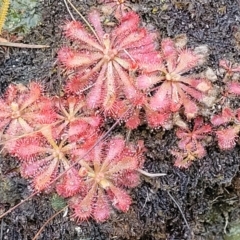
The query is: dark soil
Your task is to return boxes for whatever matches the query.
[1,0,240,239]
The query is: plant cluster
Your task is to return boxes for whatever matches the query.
[1,0,240,223]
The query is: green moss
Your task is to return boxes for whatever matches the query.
[4,0,41,34]
[224,220,240,240]
[50,194,67,212]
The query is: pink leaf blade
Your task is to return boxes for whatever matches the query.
[112,12,139,43]
[33,158,59,191]
[93,189,110,222]
[58,47,102,69]
[107,185,132,212]
[20,155,53,178]
[173,49,200,74]
[227,82,240,95]
[146,110,171,128]
[150,82,172,110]
[63,21,103,51]
[88,10,105,39]
[216,127,239,150]
[211,107,235,126]
[161,38,177,73]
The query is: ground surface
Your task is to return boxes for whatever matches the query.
[1,0,240,239]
